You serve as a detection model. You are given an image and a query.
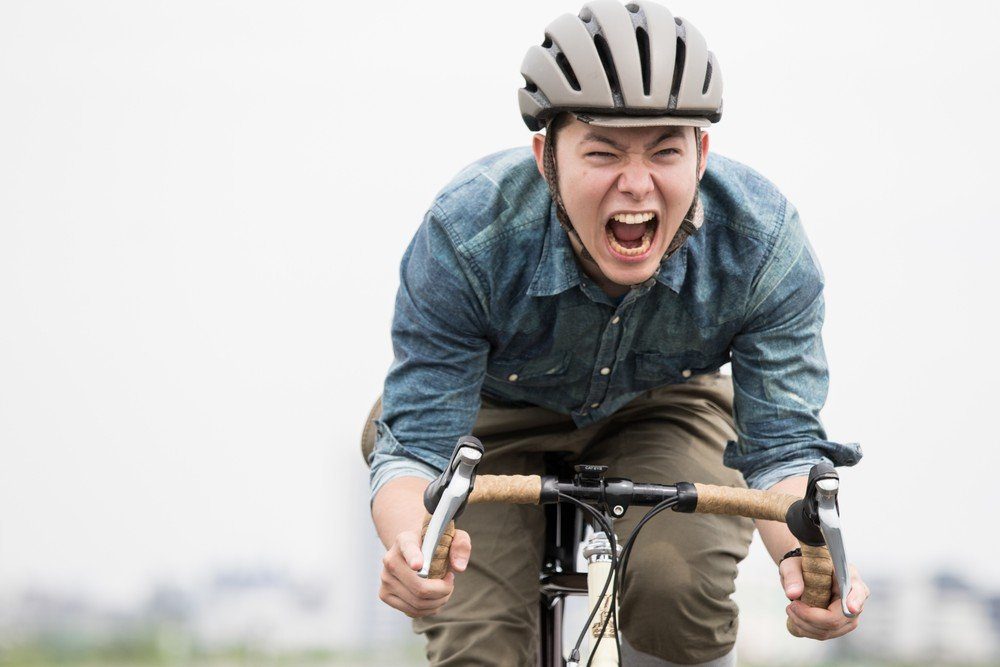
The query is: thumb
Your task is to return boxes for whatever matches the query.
[450,529,472,572]
[780,556,804,601]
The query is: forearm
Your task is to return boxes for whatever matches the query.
[755,474,808,565]
[371,476,432,549]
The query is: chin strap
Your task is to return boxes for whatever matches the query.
[541,121,704,275]
[541,121,597,263]
[665,192,703,261]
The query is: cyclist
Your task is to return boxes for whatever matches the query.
[367,1,871,664]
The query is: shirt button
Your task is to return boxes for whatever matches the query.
[508,373,519,382]
[590,402,600,409]
[681,369,692,378]
[600,367,611,376]
[611,316,620,324]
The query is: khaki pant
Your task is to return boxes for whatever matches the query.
[365,373,754,665]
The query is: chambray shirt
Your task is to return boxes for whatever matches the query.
[369,148,861,498]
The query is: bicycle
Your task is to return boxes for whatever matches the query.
[419,436,855,666]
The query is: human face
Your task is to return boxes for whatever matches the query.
[533,117,708,294]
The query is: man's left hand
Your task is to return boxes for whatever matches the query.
[779,557,870,640]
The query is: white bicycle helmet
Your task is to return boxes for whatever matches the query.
[518,0,723,131]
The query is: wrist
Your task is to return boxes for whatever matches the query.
[372,476,431,549]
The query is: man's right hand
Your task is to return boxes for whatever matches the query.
[372,476,474,618]
[378,527,472,618]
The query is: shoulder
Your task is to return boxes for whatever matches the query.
[429,146,551,249]
[683,154,816,324]
[699,153,790,248]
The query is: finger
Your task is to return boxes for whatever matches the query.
[381,551,454,600]
[382,591,439,618]
[788,601,852,636]
[785,607,858,640]
[841,564,868,615]
[395,567,454,602]
[785,611,820,639]
[779,557,804,601]
[379,583,427,616]
[786,605,839,639]
[847,580,870,615]
[382,546,414,580]
[381,570,451,611]
[398,532,425,571]
[450,530,472,573]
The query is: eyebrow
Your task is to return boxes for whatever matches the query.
[583,127,685,151]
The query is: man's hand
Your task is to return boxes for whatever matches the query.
[780,557,870,639]
[378,527,472,618]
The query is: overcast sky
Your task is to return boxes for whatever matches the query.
[2,0,999,617]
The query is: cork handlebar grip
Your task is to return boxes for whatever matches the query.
[468,474,543,504]
[786,543,835,636]
[692,483,799,521]
[420,515,455,580]
[692,484,835,636]
[419,475,543,580]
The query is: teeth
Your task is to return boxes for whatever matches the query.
[606,223,655,257]
[611,212,655,224]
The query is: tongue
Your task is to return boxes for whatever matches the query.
[610,220,646,242]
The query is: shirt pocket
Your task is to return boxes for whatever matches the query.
[634,350,723,384]
[486,351,576,388]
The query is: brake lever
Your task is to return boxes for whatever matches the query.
[785,463,855,618]
[418,436,484,579]
[815,476,855,618]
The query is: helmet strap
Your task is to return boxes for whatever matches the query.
[542,120,597,264]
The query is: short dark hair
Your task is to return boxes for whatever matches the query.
[544,112,574,140]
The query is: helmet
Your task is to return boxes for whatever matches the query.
[518,1,723,131]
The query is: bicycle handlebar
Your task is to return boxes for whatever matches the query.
[421,472,840,636]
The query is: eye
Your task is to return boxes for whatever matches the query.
[586,151,616,158]
[655,148,681,157]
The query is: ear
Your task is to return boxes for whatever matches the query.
[531,133,546,178]
[698,130,710,181]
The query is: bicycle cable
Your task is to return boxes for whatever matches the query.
[557,492,623,667]
[616,497,680,602]
[587,496,679,667]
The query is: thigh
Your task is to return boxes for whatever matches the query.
[583,374,755,664]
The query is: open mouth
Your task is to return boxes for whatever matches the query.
[604,211,658,261]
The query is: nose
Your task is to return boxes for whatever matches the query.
[616,160,654,200]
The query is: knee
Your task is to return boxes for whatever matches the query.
[619,556,740,663]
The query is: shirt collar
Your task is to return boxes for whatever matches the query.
[526,202,581,297]
[654,243,689,294]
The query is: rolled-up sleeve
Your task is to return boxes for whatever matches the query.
[368,204,491,499]
[724,202,862,490]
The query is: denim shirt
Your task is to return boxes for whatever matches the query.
[369,147,862,498]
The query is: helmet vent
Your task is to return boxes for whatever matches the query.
[554,50,582,92]
[592,33,623,106]
[525,79,539,94]
[669,34,686,110]
[635,26,652,96]
[702,58,713,95]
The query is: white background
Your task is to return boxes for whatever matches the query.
[1,0,999,646]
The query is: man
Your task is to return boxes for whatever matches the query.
[366,1,870,664]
